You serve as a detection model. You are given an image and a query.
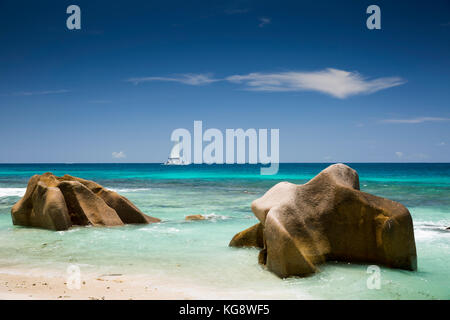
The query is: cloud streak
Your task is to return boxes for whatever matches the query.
[226,68,405,98]
[127,68,405,98]
[112,151,126,159]
[258,17,271,27]
[10,89,70,96]
[126,74,218,85]
[395,151,431,161]
[381,117,450,124]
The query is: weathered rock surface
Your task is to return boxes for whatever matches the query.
[185,214,206,221]
[11,173,160,230]
[229,223,264,248]
[60,175,160,224]
[230,164,417,278]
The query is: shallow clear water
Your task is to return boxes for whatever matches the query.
[0,163,449,299]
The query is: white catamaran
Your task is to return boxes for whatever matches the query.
[164,142,188,165]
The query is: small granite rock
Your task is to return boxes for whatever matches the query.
[185,214,206,221]
[229,223,264,248]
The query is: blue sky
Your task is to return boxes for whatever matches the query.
[0,0,449,163]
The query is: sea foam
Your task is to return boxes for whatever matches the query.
[107,188,152,193]
[0,188,26,197]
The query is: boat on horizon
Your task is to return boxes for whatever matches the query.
[164,142,188,165]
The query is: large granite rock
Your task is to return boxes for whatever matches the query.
[60,175,160,224]
[11,173,160,231]
[230,164,417,278]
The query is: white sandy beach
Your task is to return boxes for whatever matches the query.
[0,269,194,300]
[0,266,299,300]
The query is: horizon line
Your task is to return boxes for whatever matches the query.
[0,162,449,165]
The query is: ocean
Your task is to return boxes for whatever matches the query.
[0,163,449,299]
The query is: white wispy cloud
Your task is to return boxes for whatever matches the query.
[381,117,450,124]
[127,68,405,99]
[395,151,430,161]
[12,89,70,96]
[112,151,126,159]
[258,17,271,27]
[226,68,405,98]
[126,74,218,85]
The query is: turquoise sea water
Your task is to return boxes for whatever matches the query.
[0,163,449,299]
